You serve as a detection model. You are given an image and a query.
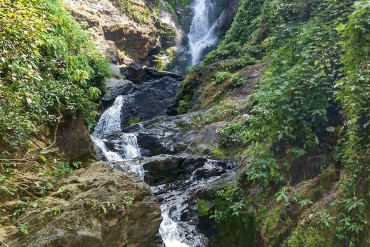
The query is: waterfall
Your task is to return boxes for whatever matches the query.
[91,135,124,163]
[91,96,141,166]
[93,95,124,135]
[188,0,218,66]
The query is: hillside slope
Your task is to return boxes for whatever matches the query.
[174,0,370,246]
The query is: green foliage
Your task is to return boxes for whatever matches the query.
[204,0,265,64]
[52,161,74,177]
[287,226,330,247]
[117,0,154,25]
[213,186,247,223]
[274,186,313,210]
[218,122,244,147]
[0,0,109,150]
[211,148,226,160]
[122,196,134,207]
[212,186,256,247]
[19,224,29,235]
[193,100,240,127]
[333,1,370,245]
[196,199,212,217]
[315,211,335,230]
[127,117,142,126]
[239,0,356,188]
[199,0,369,245]
[245,142,283,187]
[215,71,232,84]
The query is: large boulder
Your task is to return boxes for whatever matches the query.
[119,76,183,126]
[5,162,162,247]
[56,114,97,163]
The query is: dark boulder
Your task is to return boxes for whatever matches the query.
[119,76,182,126]
[102,78,136,104]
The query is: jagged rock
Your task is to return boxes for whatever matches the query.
[214,0,239,38]
[63,0,127,62]
[63,0,156,64]
[5,162,162,247]
[190,121,228,153]
[103,23,161,62]
[125,114,197,156]
[142,155,187,184]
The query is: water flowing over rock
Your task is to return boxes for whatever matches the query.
[188,0,219,65]
[91,93,238,246]
[94,95,124,135]
[82,0,242,245]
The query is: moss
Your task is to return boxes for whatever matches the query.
[153,47,177,71]
[127,117,141,126]
[116,0,154,25]
[263,206,282,235]
[287,226,331,247]
[197,200,212,216]
[211,148,227,160]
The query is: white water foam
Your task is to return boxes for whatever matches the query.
[93,95,124,135]
[188,0,218,66]
[91,96,141,167]
[160,202,192,247]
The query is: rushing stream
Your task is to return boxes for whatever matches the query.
[91,96,207,246]
[91,94,236,246]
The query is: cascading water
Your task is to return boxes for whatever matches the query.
[91,96,141,162]
[93,95,124,135]
[188,0,218,66]
[90,96,212,246]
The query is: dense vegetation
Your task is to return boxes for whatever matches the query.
[0,0,109,151]
[184,0,370,246]
[0,0,110,238]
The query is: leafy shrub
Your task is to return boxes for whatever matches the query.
[194,100,240,126]
[212,186,256,247]
[215,71,232,84]
[197,200,212,217]
[218,122,244,147]
[0,0,109,150]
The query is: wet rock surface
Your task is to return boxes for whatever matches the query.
[93,96,240,246]
[100,68,184,127]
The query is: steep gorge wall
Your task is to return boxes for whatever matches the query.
[0,0,162,246]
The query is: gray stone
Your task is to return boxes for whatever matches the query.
[5,162,162,247]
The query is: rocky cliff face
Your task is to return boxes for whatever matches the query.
[4,162,162,247]
[63,0,178,68]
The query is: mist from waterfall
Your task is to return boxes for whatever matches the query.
[188,0,218,66]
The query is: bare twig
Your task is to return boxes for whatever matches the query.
[0,240,10,247]
[28,116,62,151]
[43,116,62,150]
